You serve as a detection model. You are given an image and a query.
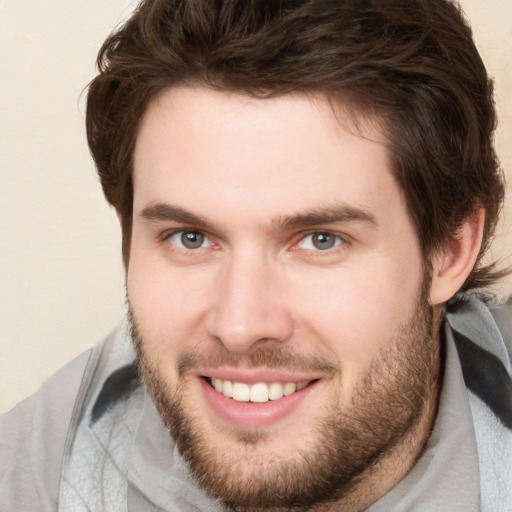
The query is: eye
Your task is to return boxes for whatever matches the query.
[297,232,342,251]
[168,230,211,250]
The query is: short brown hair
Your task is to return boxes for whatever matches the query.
[86,0,506,290]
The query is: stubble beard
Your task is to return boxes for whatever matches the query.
[131,274,440,512]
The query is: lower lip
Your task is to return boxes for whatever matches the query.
[199,377,318,430]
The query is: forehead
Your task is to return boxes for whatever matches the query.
[132,86,403,229]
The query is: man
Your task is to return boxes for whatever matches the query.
[1,0,511,510]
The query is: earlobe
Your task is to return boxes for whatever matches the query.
[430,209,485,305]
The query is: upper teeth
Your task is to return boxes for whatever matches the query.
[211,378,309,403]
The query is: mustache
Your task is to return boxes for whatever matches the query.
[128,305,339,379]
[175,346,340,379]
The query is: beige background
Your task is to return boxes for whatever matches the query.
[1,0,511,414]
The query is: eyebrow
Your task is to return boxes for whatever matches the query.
[140,203,216,230]
[139,201,377,232]
[275,204,377,231]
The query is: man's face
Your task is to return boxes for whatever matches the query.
[128,86,439,510]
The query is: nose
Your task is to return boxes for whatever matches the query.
[205,253,294,354]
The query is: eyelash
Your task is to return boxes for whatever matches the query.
[163,229,215,251]
[161,229,350,255]
[294,232,345,252]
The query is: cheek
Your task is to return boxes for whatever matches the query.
[127,254,211,358]
[292,255,423,369]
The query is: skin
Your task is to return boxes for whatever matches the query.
[126,86,480,511]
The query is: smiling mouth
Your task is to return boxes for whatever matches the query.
[206,377,314,403]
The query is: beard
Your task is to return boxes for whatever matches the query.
[131,273,440,512]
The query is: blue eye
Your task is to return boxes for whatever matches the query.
[298,232,342,251]
[169,230,211,249]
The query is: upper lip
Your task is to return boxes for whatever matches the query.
[198,368,321,385]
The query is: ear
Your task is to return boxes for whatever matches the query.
[430,208,485,305]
